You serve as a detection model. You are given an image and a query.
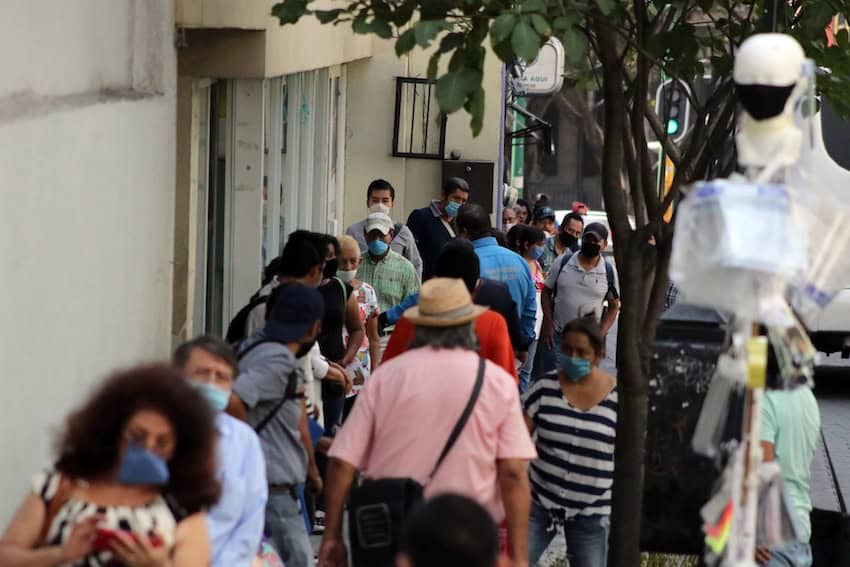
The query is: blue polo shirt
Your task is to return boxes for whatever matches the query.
[472,237,536,345]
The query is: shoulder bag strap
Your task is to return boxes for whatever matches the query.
[253,368,301,434]
[550,253,573,303]
[238,341,301,434]
[428,357,486,480]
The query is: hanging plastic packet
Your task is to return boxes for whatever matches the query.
[692,353,747,460]
[756,461,802,549]
[670,180,808,324]
[701,450,740,566]
[766,315,816,389]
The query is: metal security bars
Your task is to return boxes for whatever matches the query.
[392,77,446,159]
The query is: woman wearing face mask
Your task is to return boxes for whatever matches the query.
[336,235,381,420]
[317,235,363,434]
[522,317,617,567]
[517,225,546,392]
[0,365,220,567]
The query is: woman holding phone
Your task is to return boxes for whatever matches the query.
[0,364,221,566]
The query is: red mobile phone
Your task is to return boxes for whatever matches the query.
[93,528,164,552]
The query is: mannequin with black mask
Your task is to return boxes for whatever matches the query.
[317,235,363,433]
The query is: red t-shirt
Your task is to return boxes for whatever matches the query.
[382,311,519,383]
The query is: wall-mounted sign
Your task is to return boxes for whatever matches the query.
[516,38,565,96]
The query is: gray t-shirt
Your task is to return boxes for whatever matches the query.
[544,253,619,332]
[233,335,307,486]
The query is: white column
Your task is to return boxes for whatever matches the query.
[265,78,284,260]
[227,79,265,321]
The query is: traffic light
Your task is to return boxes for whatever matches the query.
[655,79,691,141]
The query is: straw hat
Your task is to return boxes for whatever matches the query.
[404,278,488,327]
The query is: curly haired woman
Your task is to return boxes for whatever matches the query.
[0,364,222,566]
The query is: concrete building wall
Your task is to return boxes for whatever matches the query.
[343,36,503,228]
[0,0,176,525]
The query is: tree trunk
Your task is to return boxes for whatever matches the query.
[608,239,649,567]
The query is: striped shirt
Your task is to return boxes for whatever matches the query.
[356,249,420,312]
[522,372,618,520]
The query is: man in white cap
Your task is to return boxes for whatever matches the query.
[356,210,420,360]
[356,211,420,314]
[316,277,536,567]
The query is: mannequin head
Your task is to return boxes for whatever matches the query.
[733,34,809,169]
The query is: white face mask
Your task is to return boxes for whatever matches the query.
[505,222,517,231]
[337,269,357,283]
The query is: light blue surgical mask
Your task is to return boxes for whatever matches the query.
[556,353,592,383]
[445,201,461,218]
[118,442,170,486]
[196,382,231,412]
[530,245,545,261]
[368,239,389,256]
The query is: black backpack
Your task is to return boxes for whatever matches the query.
[225,291,270,346]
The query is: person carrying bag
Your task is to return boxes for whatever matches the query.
[347,357,485,567]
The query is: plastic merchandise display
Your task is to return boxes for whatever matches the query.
[785,103,850,325]
[670,180,808,323]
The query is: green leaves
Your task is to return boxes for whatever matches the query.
[314,9,343,24]
[395,28,417,56]
[490,14,516,45]
[561,26,587,65]
[414,20,447,47]
[466,87,486,136]
[271,0,309,24]
[436,68,482,113]
[594,0,616,15]
[519,0,547,13]
[511,19,542,62]
[530,14,551,37]
[352,16,393,38]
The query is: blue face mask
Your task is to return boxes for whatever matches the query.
[556,353,592,383]
[444,201,461,218]
[118,442,170,486]
[368,239,389,256]
[196,382,231,412]
[530,245,545,261]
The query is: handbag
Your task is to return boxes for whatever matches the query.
[347,357,486,567]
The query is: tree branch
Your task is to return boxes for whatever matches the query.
[645,105,683,165]
[592,12,632,243]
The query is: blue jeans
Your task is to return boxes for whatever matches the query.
[519,339,539,393]
[765,541,812,566]
[528,500,609,567]
[532,332,562,380]
[265,491,314,567]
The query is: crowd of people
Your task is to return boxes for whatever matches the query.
[0,179,816,567]
[0,181,620,567]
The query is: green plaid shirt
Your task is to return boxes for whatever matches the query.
[356,250,420,312]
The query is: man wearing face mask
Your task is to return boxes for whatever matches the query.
[174,336,268,567]
[346,179,423,280]
[541,212,584,273]
[540,223,620,367]
[407,177,470,281]
[357,211,420,361]
[231,284,325,567]
[238,231,349,428]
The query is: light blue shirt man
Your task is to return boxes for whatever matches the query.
[760,386,820,566]
[207,412,268,567]
[472,236,537,346]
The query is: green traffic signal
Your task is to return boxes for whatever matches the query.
[666,119,680,136]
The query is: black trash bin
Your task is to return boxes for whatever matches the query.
[640,303,726,555]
